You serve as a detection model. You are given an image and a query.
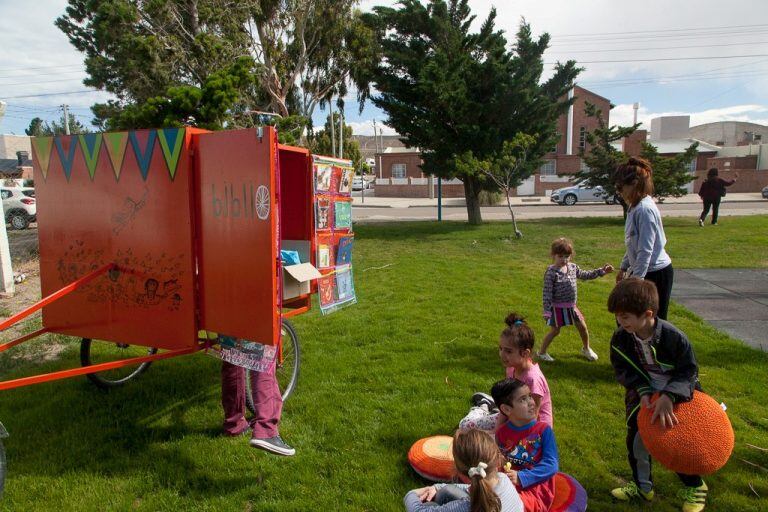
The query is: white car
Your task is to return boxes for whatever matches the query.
[1,187,36,229]
[352,176,372,190]
[550,184,616,206]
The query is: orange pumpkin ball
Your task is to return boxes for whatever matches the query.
[638,391,734,475]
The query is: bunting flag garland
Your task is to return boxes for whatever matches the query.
[104,132,129,180]
[129,130,157,181]
[78,133,103,180]
[54,136,78,181]
[31,136,53,181]
[157,128,185,180]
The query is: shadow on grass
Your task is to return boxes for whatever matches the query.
[0,350,264,500]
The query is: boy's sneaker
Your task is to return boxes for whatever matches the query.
[580,347,599,361]
[470,392,497,411]
[537,352,555,362]
[611,481,655,502]
[698,219,704,227]
[679,481,708,512]
[250,435,296,456]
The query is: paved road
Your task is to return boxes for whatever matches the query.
[673,269,768,352]
[353,200,768,222]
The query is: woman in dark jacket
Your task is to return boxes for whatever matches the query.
[698,168,737,226]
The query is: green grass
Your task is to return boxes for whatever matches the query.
[2,216,768,511]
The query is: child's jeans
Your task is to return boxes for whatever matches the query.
[221,361,282,439]
[626,410,702,491]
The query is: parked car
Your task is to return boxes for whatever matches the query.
[1,187,36,229]
[550,184,616,206]
[762,185,768,199]
[352,176,372,191]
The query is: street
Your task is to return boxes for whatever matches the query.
[353,200,768,223]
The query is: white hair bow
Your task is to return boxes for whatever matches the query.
[467,462,488,479]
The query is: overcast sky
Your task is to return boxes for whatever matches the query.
[1,0,767,137]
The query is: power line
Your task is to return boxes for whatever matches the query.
[0,64,83,73]
[547,41,768,54]
[0,89,106,100]
[549,29,768,46]
[553,23,768,38]
[546,53,768,65]
[0,70,86,80]
[0,77,86,87]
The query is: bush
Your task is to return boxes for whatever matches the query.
[478,190,502,206]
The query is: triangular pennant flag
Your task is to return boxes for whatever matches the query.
[54,136,78,181]
[157,128,185,180]
[78,133,103,180]
[31,136,53,181]
[104,132,129,180]
[129,130,157,181]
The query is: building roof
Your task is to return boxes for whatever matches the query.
[649,138,720,154]
[383,146,419,154]
[0,158,22,175]
[574,85,612,105]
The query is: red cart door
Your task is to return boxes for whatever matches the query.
[194,128,280,346]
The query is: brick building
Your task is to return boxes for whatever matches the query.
[374,85,612,197]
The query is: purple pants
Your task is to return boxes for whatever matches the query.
[221,361,282,439]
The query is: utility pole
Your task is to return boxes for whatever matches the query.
[339,106,344,159]
[61,104,70,135]
[329,101,336,158]
[0,210,15,296]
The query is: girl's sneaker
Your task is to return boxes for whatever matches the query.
[679,481,708,512]
[611,481,654,502]
[580,347,599,361]
[537,352,555,362]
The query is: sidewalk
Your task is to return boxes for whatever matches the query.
[352,192,766,208]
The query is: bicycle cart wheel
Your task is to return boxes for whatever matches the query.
[246,319,300,411]
[80,338,158,389]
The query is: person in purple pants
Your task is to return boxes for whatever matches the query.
[221,361,295,456]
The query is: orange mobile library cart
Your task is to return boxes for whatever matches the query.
[0,126,357,398]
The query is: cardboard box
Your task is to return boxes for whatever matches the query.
[282,240,321,300]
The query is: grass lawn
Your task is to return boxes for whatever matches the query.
[1,215,768,511]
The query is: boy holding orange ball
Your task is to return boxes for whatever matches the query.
[607,278,707,512]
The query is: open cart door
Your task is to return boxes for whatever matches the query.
[194,128,280,346]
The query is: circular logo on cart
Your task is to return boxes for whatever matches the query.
[256,185,270,220]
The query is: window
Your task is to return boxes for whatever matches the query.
[540,160,557,176]
[1,190,12,200]
[755,134,762,142]
[687,160,697,173]
[391,163,406,179]
[579,159,591,173]
[579,126,587,149]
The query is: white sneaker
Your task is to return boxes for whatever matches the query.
[250,435,296,456]
[581,347,599,361]
[537,352,555,362]
[698,219,704,227]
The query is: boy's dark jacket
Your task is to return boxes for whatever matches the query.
[610,318,702,420]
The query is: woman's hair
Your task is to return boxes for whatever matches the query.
[614,157,654,206]
[707,167,719,180]
[550,237,574,257]
[453,429,503,512]
[501,312,535,353]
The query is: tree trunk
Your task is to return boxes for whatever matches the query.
[463,177,483,225]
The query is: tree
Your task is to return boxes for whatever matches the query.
[457,133,536,238]
[640,141,698,201]
[575,102,639,217]
[355,0,579,224]
[308,112,362,169]
[56,0,373,131]
[25,114,89,136]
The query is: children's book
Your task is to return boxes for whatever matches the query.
[336,235,353,265]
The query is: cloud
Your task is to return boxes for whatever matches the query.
[610,103,768,129]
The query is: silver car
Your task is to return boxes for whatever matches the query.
[550,184,616,206]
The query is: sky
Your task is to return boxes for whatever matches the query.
[1,0,767,138]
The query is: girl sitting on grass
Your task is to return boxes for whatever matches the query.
[404,429,524,512]
[459,314,553,431]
